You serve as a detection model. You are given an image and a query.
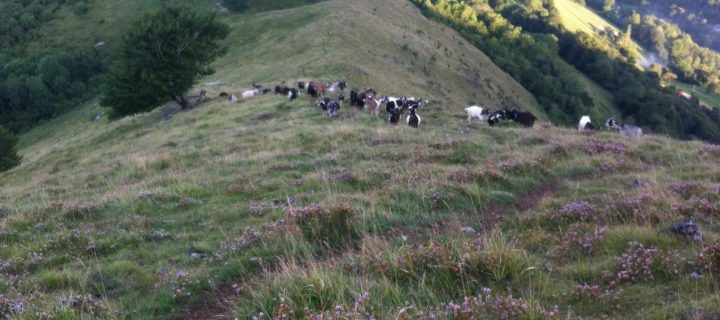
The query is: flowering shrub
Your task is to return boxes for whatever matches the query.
[246,201,281,215]
[552,201,598,222]
[610,242,657,287]
[171,271,198,301]
[56,294,106,313]
[560,223,606,255]
[0,295,25,317]
[670,180,700,196]
[215,227,263,259]
[699,238,720,273]
[269,289,560,320]
[498,158,542,173]
[572,284,602,299]
[598,159,631,175]
[583,140,626,155]
[655,250,690,280]
[429,288,559,320]
[672,197,720,217]
[616,193,670,223]
[288,204,358,248]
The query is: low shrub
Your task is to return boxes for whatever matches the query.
[289,204,359,248]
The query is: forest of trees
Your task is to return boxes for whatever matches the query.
[583,0,720,91]
[586,0,720,51]
[412,0,602,125]
[412,0,720,143]
[0,0,104,133]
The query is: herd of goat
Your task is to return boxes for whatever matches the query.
[223,80,643,136]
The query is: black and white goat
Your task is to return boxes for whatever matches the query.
[465,106,489,124]
[606,118,643,136]
[407,107,421,128]
[578,116,598,131]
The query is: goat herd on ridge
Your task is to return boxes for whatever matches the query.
[222,79,644,136]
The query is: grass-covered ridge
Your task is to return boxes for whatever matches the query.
[4,89,720,318]
[2,0,720,319]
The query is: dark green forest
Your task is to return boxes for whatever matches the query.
[412,0,720,142]
[0,0,104,133]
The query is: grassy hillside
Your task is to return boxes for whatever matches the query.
[2,0,720,319]
[4,83,720,318]
[553,0,649,64]
[670,81,720,110]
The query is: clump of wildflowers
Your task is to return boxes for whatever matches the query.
[171,271,198,301]
[552,201,598,222]
[560,223,606,255]
[610,242,657,287]
[584,140,626,155]
[699,238,720,273]
[572,284,602,299]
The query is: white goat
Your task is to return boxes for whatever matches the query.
[465,106,488,124]
[578,116,597,131]
[242,88,259,99]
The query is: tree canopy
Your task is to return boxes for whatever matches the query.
[101,7,230,119]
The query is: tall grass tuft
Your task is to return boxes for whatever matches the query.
[289,204,359,249]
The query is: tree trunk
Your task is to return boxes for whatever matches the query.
[174,95,192,110]
[173,90,206,110]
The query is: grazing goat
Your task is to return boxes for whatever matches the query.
[465,106,489,124]
[606,118,643,136]
[509,109,536,128]
[307,83,318,98]
[288,88,299,101]
[579,116,599,131]
[327,100,341,118]
[242,88,259,99]
[298,81,306,90]
[488,109,508,126]
[388,108,401,125]
[384,96,406,113]
[308,81,328,98]
[407,108,421,128]
[318,97,331,110]
[350,89,359,107]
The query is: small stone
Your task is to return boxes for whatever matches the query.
[461,227,476,234]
